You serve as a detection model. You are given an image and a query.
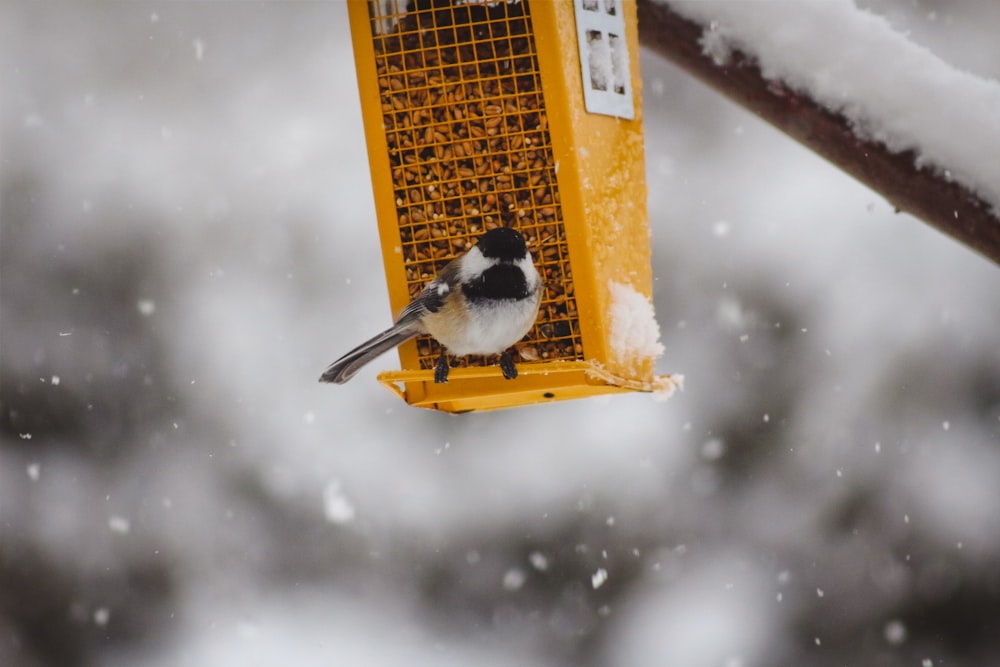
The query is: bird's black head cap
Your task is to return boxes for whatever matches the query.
[476,227,527,261]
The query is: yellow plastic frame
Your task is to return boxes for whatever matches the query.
[347,0,671,411]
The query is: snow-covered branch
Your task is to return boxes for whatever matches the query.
[639,0,1000,266]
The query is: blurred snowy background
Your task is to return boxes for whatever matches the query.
[2,1,999,666]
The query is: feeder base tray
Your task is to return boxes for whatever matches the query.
[378,361,677,413]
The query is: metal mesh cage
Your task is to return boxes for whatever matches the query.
[366,0,583,371]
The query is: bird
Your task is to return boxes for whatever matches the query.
[319,226,542,385]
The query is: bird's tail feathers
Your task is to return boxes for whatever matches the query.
[319,325,419,384]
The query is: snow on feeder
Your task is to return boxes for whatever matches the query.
[346,0,676,411]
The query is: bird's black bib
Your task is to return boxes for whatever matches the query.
[462,264,530,302]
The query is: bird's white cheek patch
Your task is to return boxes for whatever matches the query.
[457,247,494,282]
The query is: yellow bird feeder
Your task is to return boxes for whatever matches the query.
[347,0,675,412]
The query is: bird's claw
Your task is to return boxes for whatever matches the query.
[500,351,517,380]
[434,350,450,384]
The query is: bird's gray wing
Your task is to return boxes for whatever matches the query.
[394,259,462,326]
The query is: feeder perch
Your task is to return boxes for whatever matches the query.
[347,0,674,412]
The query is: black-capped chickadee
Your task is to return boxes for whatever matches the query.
[319,227,542,385]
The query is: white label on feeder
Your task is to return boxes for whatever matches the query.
[573,0,635,119]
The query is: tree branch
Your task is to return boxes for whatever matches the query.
[637,0,1000,266]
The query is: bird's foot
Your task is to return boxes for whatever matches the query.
[434,350,450,384]
[499,351,517,380]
